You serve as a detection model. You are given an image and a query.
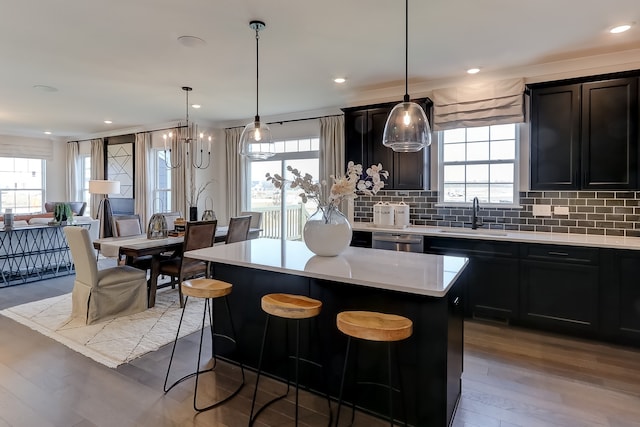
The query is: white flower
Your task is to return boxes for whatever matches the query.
[266,161,387,209]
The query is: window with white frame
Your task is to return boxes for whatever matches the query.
[0,157,45,214]
[152,149,172,212]
[439,124,519,205]
[246,137,319,240]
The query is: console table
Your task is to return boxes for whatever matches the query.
[0,224,89,287]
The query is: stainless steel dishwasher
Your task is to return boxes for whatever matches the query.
[372,231,424,253]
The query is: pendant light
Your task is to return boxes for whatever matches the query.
[239,20,275,160]
[382,0,431,152]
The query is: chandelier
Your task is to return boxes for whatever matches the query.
[163,86,212,169]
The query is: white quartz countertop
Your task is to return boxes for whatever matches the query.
[185,238,468,298]
[354,223,640,250]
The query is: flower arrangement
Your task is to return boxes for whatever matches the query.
[265,161,388,210]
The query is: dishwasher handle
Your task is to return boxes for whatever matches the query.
[372,233,423,245]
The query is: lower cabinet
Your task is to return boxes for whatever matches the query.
[601,249,640,344]
[519,244,600,335]
[424,237,519,322]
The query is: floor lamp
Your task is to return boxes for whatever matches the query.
[89,179,121,239]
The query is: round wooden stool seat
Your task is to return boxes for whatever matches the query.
[337,311,413,342]
[261,293,322,319]
[181,278,232,299]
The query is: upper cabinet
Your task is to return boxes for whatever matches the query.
[343,99,432,190]
[530,74,639,190]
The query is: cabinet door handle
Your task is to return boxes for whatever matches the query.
[453,297,460,306]
[547,251,569,256]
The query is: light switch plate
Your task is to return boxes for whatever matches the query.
[532,204,552,216]
[554,206,569,215]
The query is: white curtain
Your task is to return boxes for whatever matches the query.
[225,127,243,220]
[432,78,525,130]
[319,115,345,186]
[90,138,104,219]
[65,141,79,202]
[170,127,187,216]
[134,132,152,228]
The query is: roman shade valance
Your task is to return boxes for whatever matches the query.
[0,135,53,160]
[431,77,525,130]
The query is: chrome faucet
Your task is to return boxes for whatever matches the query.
[471,197,482,229]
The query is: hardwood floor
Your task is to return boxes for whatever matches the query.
[1,278,640,426]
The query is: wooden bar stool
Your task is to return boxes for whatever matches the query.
[163,278,245,412]
[335,311,413,427]
[249,293,331,426]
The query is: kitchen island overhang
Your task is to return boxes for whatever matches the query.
[185,238,468,426]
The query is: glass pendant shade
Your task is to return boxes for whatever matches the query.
[239,117,275,160]
[382,100,431,152]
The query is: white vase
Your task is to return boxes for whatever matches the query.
[303,205,352,257]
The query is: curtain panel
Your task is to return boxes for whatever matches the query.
[89,138,105,219]
[319,115,345,188]
[134,132,151,227]
[65,141,79,202]
[170,127,187,216]
[432,78,525,130]
[225,128,243,221]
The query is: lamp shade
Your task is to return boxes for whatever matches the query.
[239,120,275,160]
[89,179,121,195]
[382,101,431,152]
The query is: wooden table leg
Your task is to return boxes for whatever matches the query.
[148,255,160,308]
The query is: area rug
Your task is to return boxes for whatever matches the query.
[0,289,205,368]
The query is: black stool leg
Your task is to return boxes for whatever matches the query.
[387,342,394,427]
[294,319,300,425]
[193,297,211,411]
[223,295,245,385]
[163,296,189,393]
[335,336,352,427]
[249,314,271,426]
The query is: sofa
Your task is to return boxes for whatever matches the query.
[44,201,87,217]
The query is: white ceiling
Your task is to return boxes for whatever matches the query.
[1,0,639,140]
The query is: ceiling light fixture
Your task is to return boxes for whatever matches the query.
[44,131,52,135]
[334,77,347,84]
[177,35,206,48]
[467,68,481,74]
[610,24,632,34]
[163,86,211,169]
[382,0,431,152]
[104,120,112,124]
[191,104,201,109]
[239,20,275,160]
[32,85,58,93]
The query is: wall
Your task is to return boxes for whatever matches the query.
[354,190,640,237]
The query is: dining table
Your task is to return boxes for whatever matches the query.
[92,226,260,307]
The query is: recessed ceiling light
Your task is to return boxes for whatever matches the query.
[333,77,347,84]
[610,24,632,34]
[191,104,201,109]
[177,35,206,48]
[32,85,58,92]
[467,68,480,74]
[104,120,112,124]
[44,131,52,135]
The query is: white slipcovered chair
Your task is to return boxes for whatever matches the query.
[64,226,148,325]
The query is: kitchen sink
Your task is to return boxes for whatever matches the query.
[435,229,508,237]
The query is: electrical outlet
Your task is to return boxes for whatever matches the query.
[532,204,552,216]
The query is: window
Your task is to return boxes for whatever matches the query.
[0,157,45,214]
[80,155,91,213]
[152,149,172,212]
[246,138,319,240]
[439,124,519,205]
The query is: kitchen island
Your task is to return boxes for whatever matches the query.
[186,238,468,426]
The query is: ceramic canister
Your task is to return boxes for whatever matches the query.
[392,201,410,227]
[373,202,395,226]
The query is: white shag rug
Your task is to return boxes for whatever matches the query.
[0,289,206,368]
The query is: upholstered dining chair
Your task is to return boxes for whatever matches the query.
[225,215,252,244]
[112,214,152,270]
[158,220,218,307]
[64,226,148,325]
[239,211,263,239]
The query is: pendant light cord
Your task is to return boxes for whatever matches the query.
[404,0,410,102]
[255,27,260,121]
